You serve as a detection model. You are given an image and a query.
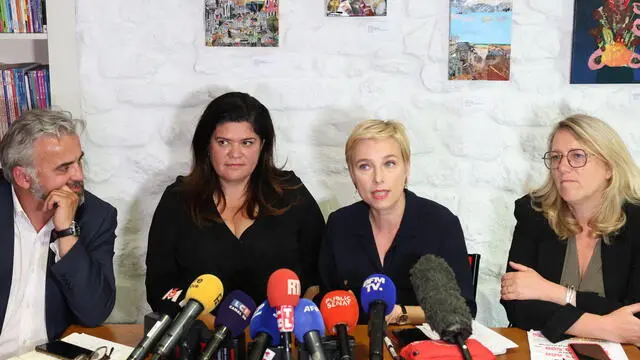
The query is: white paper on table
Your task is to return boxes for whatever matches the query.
[8,351,57,359]
[62,333,134,360]
[8,333,134,360]
[416,320,519,355]
[527,330,629,360]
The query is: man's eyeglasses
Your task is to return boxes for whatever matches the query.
[542,149,589,169]
[73,346,114,360]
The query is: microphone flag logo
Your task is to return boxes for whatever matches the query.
[363,276,386,292]
[162,288,182,302]
[230,299,252,320]
[277,305,294,332]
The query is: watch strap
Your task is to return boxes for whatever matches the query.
[398,304,409,324]
[52,221,79,239]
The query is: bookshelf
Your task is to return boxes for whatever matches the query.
[0,0,82,118]
[0,33,47,39]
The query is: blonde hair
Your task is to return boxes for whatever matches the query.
[345,120,411,169]
[531,114,640,243]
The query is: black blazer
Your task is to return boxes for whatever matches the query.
[319,189,476,323]
[0,175,117,341]
[501,195,640,342]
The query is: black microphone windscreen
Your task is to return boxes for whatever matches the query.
[409,254,472,343]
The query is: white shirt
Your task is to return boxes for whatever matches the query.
[0,187,61,358]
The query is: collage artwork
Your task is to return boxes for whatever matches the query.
[202,0,640,84]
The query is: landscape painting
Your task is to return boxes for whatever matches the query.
[205,0,279,47]
[570,0,640,84]
[326,0,387,17]
[448,0,513,81]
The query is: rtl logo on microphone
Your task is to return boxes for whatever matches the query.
[230,299,252,320]
[277,306,294,332]
[363,276,386,292]
[324,295,352,309]
[287,279,300,296]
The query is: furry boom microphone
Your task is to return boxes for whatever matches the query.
[409,254,473,360]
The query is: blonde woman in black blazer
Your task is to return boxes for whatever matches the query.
[319,120,475,325]
[501,115,640,344]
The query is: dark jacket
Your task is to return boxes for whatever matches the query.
[501,195,640,342]
[0,174,117,340]
[319,189,476,322]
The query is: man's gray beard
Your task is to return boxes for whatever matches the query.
[26,168,45,200]
[28,172,85,205]
[30,179,46,201]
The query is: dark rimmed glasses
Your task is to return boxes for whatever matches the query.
[542,149,589,169]
[73,346,114,360]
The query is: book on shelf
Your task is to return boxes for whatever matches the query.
[0,62,50,139]
[0,0,46,33]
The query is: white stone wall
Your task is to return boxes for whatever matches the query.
[75,0,640,326]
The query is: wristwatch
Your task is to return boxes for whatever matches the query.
[397,304,409,325]
[52,221,80,239]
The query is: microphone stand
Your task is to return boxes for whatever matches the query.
[247,333,271,360]
[335,324,352,360]
[454,334,472,360]
[281,332,293,360]
[368,300,386,360]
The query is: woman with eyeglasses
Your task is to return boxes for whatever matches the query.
[500,114,640,345]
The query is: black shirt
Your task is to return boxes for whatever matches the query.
[145,171,325,316]
[319,189,476,322]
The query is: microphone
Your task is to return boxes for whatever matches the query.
[248,301,281,360]
[127,313,172,360]
[294,299,327,360]
[360,274,396,360]
[176,320,212,360]
[410,254,473,360]
[151,274,224,359]
[129,286,188,360]
[320,290,358,360]
[267,268,301,360]
[199,290,256,360]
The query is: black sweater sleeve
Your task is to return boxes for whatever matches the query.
[437,213,477,317]
[318,212,341,292]
[294,181,326,292]
[145,182,190,317]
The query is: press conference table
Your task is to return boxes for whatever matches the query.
[63,324,640,360]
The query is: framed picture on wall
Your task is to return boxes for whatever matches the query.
[205,0,279,47]
[448,0,512,81]
[570,0,640,84]
[326,0,387,17]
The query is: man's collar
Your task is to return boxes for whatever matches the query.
[10,185,26,217]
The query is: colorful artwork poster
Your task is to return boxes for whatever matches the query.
[326,0,387,17]
[205,0,279,47]
[448,0,513,81]
[570,0,640,84]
